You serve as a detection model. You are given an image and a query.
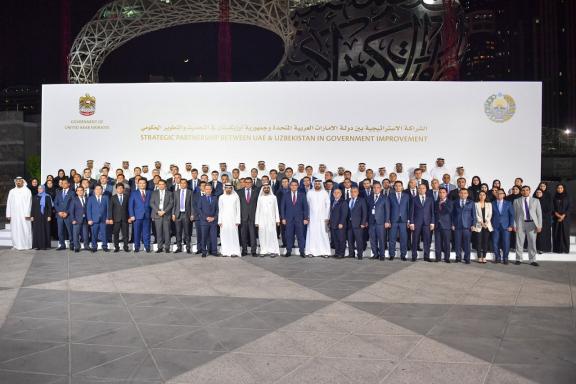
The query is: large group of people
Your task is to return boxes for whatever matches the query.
[5,158,572,266]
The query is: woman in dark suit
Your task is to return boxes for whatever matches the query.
[534,189,553,253]
[552,184,570,253]
[506,186,521,250]
[468,176,482,201]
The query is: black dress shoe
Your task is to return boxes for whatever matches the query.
[156,249,163,253]
[424,258,431,262]
[370,256,379,260]
[358,256,363,260]
[410,258,416,262]
[514,261,521,265]
[389,257,395,261]
[134,249,140,253]
[503,261,509,265]
[210,253,221,257]
[174,248,182,254]
[114,248,120,253]
[123,246,129,252]
[57,246,66,251]
[74,249,80,253]
[165,249,171,253]
[300,252,306,258]
[252,253,258,257]
[284,252,291,257]
[241,251,248,256]
[465,260,471,264]
[186,249,191,254]
[444,259,451,263]
[202,253,207,258]
[145,248,151,253]
[530,262,539,267]
[102,248,110,252]
[195,250,202,255]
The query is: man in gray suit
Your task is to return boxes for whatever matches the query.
[150,180,174,253]
[513,185,542,266]
[171,179,194,254]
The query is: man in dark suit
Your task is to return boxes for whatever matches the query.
[282,167,299,185]
[55,178,74,250]
[449,178,468,201]
[193,181,206,254]
[413,168,429,190]
[347,187,367,259]
[269,169,281,194]
[367,182,390,260]
[172,179,194,253]
[197,184,219,257]
[87,185,110,252]
[491,188,515,264]
[98,174,114,197]
[68,186,89,252]
[359,179,373,199]
[434,188,453,262]
[150,180,174,253]
[128,179,152,252]
[452,188,476,263]
[238,177,259,256]
[280,181,309,257]
[389,181,410,260]
[108,183,130,252]
[250,168,262,188]
[209,171,223,197]
[276,178,290,247]
[339,179,353,201]
[409,184,435,262]
[329,189,349,258]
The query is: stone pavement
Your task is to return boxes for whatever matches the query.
[0,248,575,384]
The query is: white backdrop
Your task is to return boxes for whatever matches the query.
[42,81,542,189]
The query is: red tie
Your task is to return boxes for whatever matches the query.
[292,192,296,205]
[246,189,251,204]
[141,190,145,202]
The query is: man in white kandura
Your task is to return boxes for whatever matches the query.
[255,184,280,256]
[6,177,32,250]
[305,179,332,257]
[218,184,241,257]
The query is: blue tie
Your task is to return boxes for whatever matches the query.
[208,196,211,205]
[349,199,355,209]
[524,198,531,220]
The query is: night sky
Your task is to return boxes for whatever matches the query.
[0,0,283,87]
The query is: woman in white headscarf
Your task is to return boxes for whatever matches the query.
[6,177,33,250]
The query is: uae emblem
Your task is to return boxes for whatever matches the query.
[484,93,516,123]
[79,93,96,116]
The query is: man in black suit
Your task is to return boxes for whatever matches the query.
[413,168,429,189]
[347,187,368,259]
[172,179,194,253]
[238,177,259,256]
[269,169,281,194]
[449,177,469,201]
[329,189,349,258]
[108,183,130,252]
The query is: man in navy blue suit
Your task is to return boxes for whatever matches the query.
[452,188,476,264]
[491,189,515,264]
[409,184,435,262]
[68,186,89,252]
[329,189,348,258]
[197,184,219,257]
[87,185,110,252]
[367,182,390,260]
[347,187,367,259]
[388,181,410,260]
[129,179,152,252]
[54,178,74,250]
[98,174,114,197]
[280,181,309,257]
[434,188,453,262]
[209,171,224,197]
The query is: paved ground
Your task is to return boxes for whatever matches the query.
[0,248,575,384]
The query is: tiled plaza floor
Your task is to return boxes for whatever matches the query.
[0,248,575,384]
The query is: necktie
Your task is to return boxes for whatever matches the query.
[97,196,101,204]
[350,198,355,209]
[440,201,444,212]
[346,190,350,199]
[498,201,502,213]
[434,191,438,201]
[180,189,185,210]
[62,190,66,198]
[119,195,123,205]
[247,189,251,203]
[524,198,531,220]
[461,200,464,208]
[421,196,425,205]
[397,192,401,203]
[292,192,296,205]
[141,190,145,202]
[412,190,416,197]
[208,195,212,204]
[81,197,84,207]
[374,194,379,203]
